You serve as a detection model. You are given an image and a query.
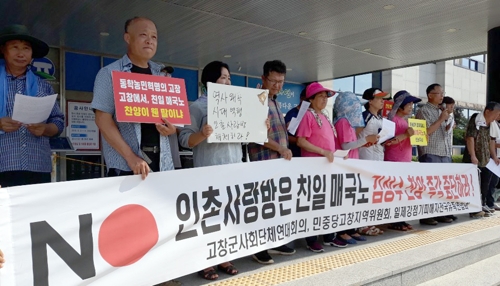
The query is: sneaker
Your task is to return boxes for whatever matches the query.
[268,245,296,256]
[155,280,182,286]
[252,251,274,264]
[482,205,496,213]
[446,215,458,221]
[435,216,453,223]
[470,211,485,218]
[324,238,348,248]
[307,241,324,253]
[494,204,500,211]
[420,218,438,225]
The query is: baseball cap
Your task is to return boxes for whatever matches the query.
[362,87,390,101]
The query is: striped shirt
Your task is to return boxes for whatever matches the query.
[416,102,451,157]
[91,54,174,172]
[247,96,288,161]
[0,74,64,172]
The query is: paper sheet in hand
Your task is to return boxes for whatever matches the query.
[12,93,58,124]
[486,158,500,178]
[334,149,350,158]
[378,118,396,144]
[287,101,311,135]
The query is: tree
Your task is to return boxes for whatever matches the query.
[452,108,471,146]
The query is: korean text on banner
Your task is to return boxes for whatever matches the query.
[0,158,480,286]
[112,71,191,125]
[409,118,428,146]
[67,102,99,150]
[207,82,269,143]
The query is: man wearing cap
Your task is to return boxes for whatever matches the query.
[416,83,454,225]
[0,24,64,187]
[358,88,389,161]
[92,17,177,179]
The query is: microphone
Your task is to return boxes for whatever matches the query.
[161,66,175,77]
[164,66,174,74]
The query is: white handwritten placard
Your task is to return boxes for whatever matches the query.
[207,82,269,143]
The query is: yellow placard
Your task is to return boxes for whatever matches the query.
[408,118,428,146]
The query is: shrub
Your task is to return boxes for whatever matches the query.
[452,155,463,163]
[411,155,463,163]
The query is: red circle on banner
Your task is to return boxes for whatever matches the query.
[98,204,158,267]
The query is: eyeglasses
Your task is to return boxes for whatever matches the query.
[266,77,285,85]
[430,92,446,96]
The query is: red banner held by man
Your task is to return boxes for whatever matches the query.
[112,71,191,125]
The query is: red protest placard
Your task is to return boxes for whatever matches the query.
[112,71,191,125]
[382,100,394,118]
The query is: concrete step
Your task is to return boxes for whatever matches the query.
[417,253,500,286]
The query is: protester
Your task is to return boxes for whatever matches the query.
[384,90,421,230]
[416,83,454,225]
[0,186,3,268]
[295,82,347,251]
[463,102,500,217]
[247,60,295,264]
[92,17,177,179]
[440,97,459,219]
[285,86,307,157]
[358,88,388,161]
[178,61,240,280]
[490,114,500,210]
[161,66,182,169]
[334,91,378,242]
[441,96,456,159]
[0,24,64,187]
[357,88,389,235]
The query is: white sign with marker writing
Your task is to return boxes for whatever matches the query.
[207,82,269,143]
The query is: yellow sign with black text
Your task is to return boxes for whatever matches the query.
[408,118,428,146]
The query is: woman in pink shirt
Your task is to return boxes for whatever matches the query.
[333,92,379,243]
[296,82,348,252]
[384,90,421,230]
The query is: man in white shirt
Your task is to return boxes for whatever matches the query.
[489,113,500,209]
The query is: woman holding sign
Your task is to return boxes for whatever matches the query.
[384,90,421,230]
[178,61,239,280]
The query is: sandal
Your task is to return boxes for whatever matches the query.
[218,263,238,275]
[358,226,383,236]
[388,222,408,231]
[371,226,384,234]
[198,267,218,280]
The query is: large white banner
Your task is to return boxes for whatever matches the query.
[207,82,269,143]
[0,158,480,286]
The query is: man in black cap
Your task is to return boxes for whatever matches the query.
[0,24,64,187]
